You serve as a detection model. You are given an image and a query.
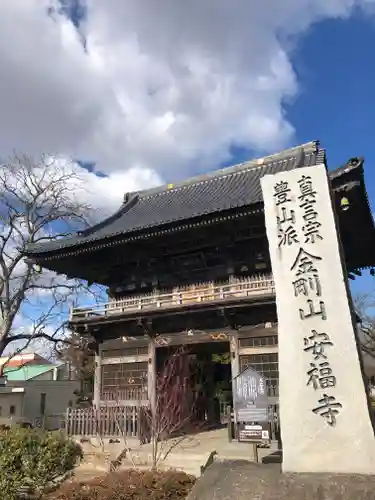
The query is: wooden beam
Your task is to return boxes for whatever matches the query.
[154,330,230,347]
[101,354,148,365]
[238,346,278,356]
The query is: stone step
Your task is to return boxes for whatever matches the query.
[118,462,201,477]
[215,452,255,462]
[261,450,282,464]
[119,461,203,478]
[118,450,216,477]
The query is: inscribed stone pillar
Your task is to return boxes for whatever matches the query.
[261,163,375,475]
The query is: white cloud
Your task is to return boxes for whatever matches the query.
[0,0,371,196]
[0,0,373,355]
[71,162,162,215]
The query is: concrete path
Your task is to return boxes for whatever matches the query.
[120,428,279,476]
[76,428,279,478]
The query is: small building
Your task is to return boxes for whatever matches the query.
[24,141,375,425]
[0,362,80,429]
[0,352,53,369]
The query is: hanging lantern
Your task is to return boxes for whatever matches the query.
[340,197,350,211]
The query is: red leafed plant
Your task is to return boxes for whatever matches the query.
[146,345,199,468]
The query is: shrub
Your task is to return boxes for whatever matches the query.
[49,469,196,500]
[0,426,82,499]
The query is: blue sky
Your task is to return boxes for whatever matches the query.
[288,12,375,176]
[288,13,375,296]
[218,11,375,296]
[222,11,375,186]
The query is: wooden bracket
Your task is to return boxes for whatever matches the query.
[137,317,154,337]
[219,308,238,330]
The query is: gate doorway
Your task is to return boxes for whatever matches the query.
[156,341,232,428]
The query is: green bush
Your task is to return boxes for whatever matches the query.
[49,469,196,500]
[0,426,82,500]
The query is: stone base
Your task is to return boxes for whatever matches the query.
[187,461,375,500]
[262,450,282,464]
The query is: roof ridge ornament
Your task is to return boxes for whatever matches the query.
[79,193,140,238]
[293,147,305,169]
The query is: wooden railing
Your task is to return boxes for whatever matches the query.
[267,384,279,398]
[65,406,144,439]
[71,274,275,320]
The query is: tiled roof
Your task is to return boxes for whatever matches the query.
[0,353,50,367]
[25,141,325,256]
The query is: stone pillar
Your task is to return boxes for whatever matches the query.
[261,163,375,474]
[148,337,157,416]
[93,343,101,409]
[230,334,239,425]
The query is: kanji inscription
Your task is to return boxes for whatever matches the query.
[303,330,333,360]
[299,299,327,321]
[274,181,299,247]
[273,180,291,205]
[298,174,323,244]
[312,394,342,427]
[276,175,341,426]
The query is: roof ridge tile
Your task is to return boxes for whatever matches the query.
[137,140,319,199]
[141,152,309,201]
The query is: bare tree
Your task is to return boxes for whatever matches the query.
[58,331,95,405]
[356,291,375,359]
[0,152,96,368]
[147,346,199,469]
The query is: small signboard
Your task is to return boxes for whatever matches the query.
[238,422,270,442]
[233,366,269,420]
[233,366,269,443]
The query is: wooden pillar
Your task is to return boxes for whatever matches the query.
[204,353,216,423]
[230,334,239,425]
[93,342,101,409]
[148,337,157,416]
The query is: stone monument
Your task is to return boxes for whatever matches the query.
[260,163,375,475]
